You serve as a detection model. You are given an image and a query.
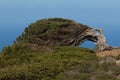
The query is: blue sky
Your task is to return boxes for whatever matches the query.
[0,0,120,49]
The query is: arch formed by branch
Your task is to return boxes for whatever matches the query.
[71,28,110,51]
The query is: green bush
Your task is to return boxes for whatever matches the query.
[116,54,120,60]
[95,73,116,80]
[1,46,120,80]
[0,46,99,80]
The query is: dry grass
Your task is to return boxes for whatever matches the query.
[96,49,120,57]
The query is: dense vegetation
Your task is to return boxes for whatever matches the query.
[0,46,96,80]
[16,18,90,48]
[0,18,120,80]
[0,46,120,80]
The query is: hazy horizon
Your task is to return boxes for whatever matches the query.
[0,0,120,50]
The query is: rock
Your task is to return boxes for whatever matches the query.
[117,75,120,79]
[116,60,120,65]
[105,56,116,63]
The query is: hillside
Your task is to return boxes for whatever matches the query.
[1,46,120,80]
[0,18,120,80]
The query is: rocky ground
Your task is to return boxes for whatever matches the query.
[96,49,120,57]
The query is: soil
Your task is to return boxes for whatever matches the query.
[96,49,120,57]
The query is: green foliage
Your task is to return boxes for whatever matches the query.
[95,73,116,80]
[116,54,120,60]
[15,18,89,48]
[0,46,99,80]
[0,45,120,80]
[16,18,75,43]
